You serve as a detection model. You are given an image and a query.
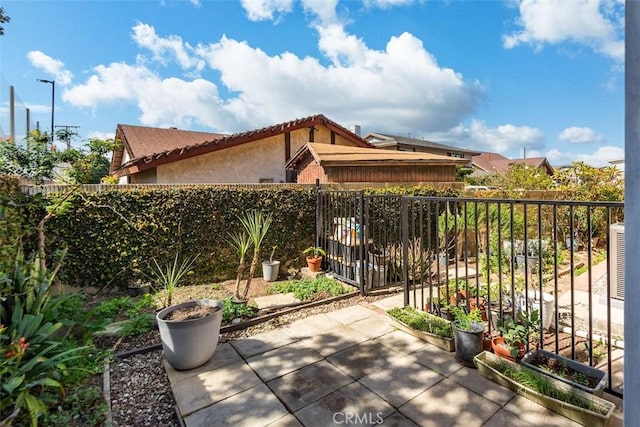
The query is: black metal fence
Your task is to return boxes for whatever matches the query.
[317,190,624,397]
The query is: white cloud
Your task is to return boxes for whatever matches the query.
[27,51,74,85]
[574,145,624,166]
[558,126,605,143]
[529,145,623,167]
[132,23,204,71]
[195,29,483,132]
[435,120,544,154]
[363,0,415,9]
[301,0,339,23]
[240,0,294,22]
[503,0,624,61]
[87,131,116,141]
[62,62,237,130]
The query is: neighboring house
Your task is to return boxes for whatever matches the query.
[364,132,480,166]
[471,152,554,176]
[110,115,370,184]
[286,142,468,184]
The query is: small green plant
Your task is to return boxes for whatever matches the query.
[451,306,483,331]
[221,298,257,322]
[498,309,539,359]
[148,251,198,307]
[387,306,453,338]
[43,385,107,426]
[303,246,326,258]
[268,277,347,301]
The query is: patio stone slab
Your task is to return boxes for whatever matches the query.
[373,329,429,356]
[359,355,444,408]
[399,378,501,427]
[372,294,404,311]
[165,343,242,384]
[246,340,323,381]
[267,360,353,412]
[381,411,419,426]
[254,293,300,309]
[280,313,344,339]
[172,359,262,417]
[265,414,304,427]
[184,383,288,427]
[302,325,370,357]
[346,313,395,339]
[231,328,299,358]
[502,395,582,426]
[408,344,461,377]
[327,340,402,380]
[325,304,378,325]
[449,366,515,406]
[294,382,395,427]
[482,409,541,427]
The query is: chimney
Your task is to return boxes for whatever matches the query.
[350,125,361,137]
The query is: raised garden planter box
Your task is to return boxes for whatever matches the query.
[520,348,607,396]
[386,309,455,352]
[474,351,615,427]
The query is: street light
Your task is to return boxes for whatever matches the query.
[37,79,55,145]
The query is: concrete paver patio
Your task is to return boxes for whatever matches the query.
[164,295,622,426]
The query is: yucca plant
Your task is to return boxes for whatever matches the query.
[238,210,272,300]
[226,231,253,300]
[148,252,198,308]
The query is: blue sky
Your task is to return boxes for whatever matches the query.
[0,0,625,166]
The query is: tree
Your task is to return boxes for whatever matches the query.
[59,138,120,184]
[0,7,10,36]
[0,130,60,184]
[486,163,554,191]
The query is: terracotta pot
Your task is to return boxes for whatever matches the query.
[306,256,322,272]
[491,336,524,361]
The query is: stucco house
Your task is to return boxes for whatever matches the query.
[109,115,370,184]
[471,152,554,177]
[286,143,468,184]
[364,132,479,166]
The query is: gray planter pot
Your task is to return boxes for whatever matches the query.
[156,299,224,370]
[262,260,280,282]
[520,349,607,396]
[453,321,484,367]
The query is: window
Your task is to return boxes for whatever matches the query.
[447,152,464,159]
[259,178,274,183]
[398,147,415,152]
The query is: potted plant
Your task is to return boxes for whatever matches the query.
[520,349,607,396]
[152,252,224,370]
[262,245,280,282]
[493,309,539,361]
[451,306,484,367]
[303,246,326,272]
[474,351,615,427]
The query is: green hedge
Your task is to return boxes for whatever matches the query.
[1,181,459,290]
[46,186,317,289]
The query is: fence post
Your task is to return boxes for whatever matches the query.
[358,191,365,295]
[401,196,409,307]
[315,179,321,249]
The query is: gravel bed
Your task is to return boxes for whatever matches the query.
[108,290,400,426]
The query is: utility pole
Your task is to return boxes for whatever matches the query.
[55,125,80,150]
[36,79,55,146]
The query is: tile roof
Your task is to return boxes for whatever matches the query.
[111,114,370,177]
[287,142,469,168]
[472,152,553,174]
[365,132,481,155]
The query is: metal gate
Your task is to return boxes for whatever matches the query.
[316,190,402,294]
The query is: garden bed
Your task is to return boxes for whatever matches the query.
[386,306,455,352]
